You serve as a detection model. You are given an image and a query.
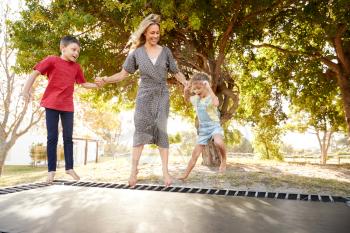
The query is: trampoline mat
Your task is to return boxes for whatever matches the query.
[0,183,349,233]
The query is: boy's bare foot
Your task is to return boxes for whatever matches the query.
[163,173,172,187]
[66,169,80,181]
[47,171,55,184]
[219,163,226,172]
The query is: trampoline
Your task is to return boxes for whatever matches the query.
[0,181,349,233]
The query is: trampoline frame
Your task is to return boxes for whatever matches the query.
[1,180,349,205]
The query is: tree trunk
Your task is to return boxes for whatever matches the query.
[264,142,270,159]
[0,158,4,176]
[321,147,327,165]
[337,73,350,136]
[0,144,10,176]
[316,130,333,165]
[201,140,221,166]
[0,161,3,176]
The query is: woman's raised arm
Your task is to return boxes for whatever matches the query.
[96,68,129,85]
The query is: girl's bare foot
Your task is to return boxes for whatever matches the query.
[219,163,226,172]
[178,175,188,181]
[47,171,55,184]
[163,173,172,187]
[66,169,80,181]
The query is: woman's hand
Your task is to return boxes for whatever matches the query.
[203,80,210,89]
[184,81,191,92]
[183,81,191,102]
[95,76,106,87]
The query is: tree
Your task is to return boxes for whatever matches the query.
[253,123,283,160]
[10,0,301,165]
[286,72,345,164]
[331,134,350,153]
[264,47,346,164]
[253,0,350,136]
[78,94,122,156]
[232,136,254,153]
[281,143,294,156]
[288,110,343,165]
[0,3,43,176]
[233,45,287,160]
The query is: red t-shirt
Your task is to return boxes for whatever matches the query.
[34,56,86,112]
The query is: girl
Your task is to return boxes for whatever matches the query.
[179,73,227,180]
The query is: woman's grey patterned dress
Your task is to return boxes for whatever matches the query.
[122,46,179,148]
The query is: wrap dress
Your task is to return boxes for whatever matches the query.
[122,45,179,148]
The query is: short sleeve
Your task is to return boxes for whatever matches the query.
[34,56,55,75]
[190,95,199,106]
[165,47,179,74]
[122,51,138,74]
[75,64,86,84]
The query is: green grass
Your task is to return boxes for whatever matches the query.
[0,165,47,187]
[1,156,350,196]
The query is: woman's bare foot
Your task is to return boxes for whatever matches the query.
[219,162,226,172]
[163,173,172,187]
[66,169,80,181]
[47,171,55,184]
[128,174,137,187]
[128,169,139,187]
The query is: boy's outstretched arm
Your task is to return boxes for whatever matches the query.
[22,70,41,102]
[80,82,100,89]
[204,81,219,107]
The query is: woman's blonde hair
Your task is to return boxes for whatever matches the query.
[126,14,161,50]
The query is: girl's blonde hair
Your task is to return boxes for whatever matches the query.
[191,73,211,83]
[126,14,161,50]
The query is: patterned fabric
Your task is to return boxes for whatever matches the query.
[190,95,223,145]
[123,45,179,148]
[190,95,220,122]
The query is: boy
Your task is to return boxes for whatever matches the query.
[22,36,100,183]
[179,73,227,180]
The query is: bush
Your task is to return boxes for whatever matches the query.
[30,143,64,166]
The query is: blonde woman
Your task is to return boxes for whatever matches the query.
[96,14,187,187]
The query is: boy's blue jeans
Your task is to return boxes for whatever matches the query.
[45,108,74,172]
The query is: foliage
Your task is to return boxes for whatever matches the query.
[7,0,350,161]
[232,136,254,153]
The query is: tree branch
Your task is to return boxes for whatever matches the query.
[325,130,333,153]
[214,7,239,90]
[333,23,350,73]
[74,22,103,37]
[15,108,44,140]
[251,43,341,74]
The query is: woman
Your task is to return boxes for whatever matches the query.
[96,14,187,187]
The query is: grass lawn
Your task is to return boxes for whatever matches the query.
[0,165,47,187]
[1,155,350,197]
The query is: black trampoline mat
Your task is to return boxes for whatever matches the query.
[0,182,349,233]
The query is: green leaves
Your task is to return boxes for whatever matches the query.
[7,0,350,155]
[189,13,201,30]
